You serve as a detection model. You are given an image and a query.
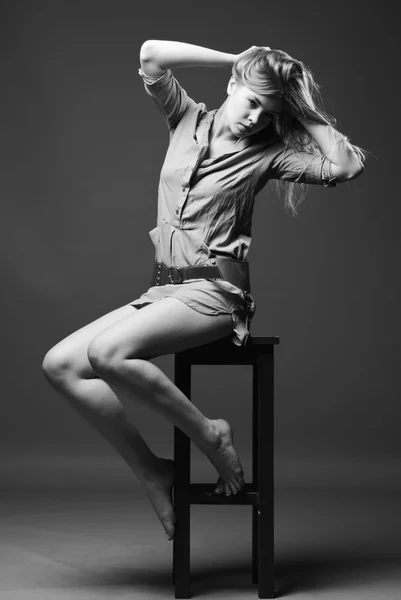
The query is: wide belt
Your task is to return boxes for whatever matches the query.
[150,256,251,292]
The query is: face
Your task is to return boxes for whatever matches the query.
[225,77,283,138]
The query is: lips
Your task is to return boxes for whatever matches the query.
[239,123,252,133]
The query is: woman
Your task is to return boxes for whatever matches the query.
[42,40,365,541]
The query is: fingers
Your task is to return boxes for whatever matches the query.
[236,45,271,62]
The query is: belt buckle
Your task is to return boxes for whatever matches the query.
[167,266,183,284]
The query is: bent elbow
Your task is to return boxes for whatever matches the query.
[140,40,158,61]
[139,40,162,60]
[335,161,365,183]
[345,161,365,182]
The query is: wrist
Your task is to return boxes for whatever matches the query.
[228,53,238,66]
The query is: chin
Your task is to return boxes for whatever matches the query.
[233,123,249,138]
[228,125,241,139]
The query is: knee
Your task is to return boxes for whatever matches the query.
[42,348,73,387]
[87,338,154,387]
[86,337,121,376]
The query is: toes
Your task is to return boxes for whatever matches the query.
[229,481,237,495]
[224,482,232,496]
[215,476,245,496]
[218,478,246,496]
[233,477,243,492]
[214,477,224,495]
[227,478,244,495]
[216,478,241,496]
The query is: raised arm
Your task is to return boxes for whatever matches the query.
[139,39,236,77]
[298,117,364,182]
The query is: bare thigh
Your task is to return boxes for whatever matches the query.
[87,296,233,365]
[42,302,139,381]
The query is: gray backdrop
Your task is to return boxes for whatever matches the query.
[1,0,399,491]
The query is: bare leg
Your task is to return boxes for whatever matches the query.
[88,356,244,493]
[42,303,176,539]
[86,298,245,495]
[43,298,245,540]
[43,371,165,479]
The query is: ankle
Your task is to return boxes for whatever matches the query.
[195,418,220,453]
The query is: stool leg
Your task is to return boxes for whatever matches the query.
[257,348,275,598]
[252,506,259,584]
[252,362,259,584]
[173,354,191,599]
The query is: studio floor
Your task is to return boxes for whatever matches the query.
[1,481,401,600]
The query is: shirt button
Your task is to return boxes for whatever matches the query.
[176,209,179,214]
[182,186,187,192]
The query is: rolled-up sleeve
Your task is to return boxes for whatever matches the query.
[266,142,338,187]
[138,67,198,131]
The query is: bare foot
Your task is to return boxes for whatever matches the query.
[202,419,245,496]
[141,458,175,540]
[214,476,225,495]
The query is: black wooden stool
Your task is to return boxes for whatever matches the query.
[172,335,279,599]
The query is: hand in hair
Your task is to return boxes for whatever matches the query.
[236,45,271,61]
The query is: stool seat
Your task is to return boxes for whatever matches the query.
[172,334,278,598]
[175,335,279,364]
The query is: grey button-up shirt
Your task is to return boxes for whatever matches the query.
[131,67,335,346]
[139,67,335,269]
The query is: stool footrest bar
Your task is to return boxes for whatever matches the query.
[186,483,259,505]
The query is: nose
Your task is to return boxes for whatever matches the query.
[249,109,271,129]
[248,108,263,127]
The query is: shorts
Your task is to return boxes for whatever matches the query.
[129,278,256,347]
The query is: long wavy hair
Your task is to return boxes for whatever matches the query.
[232,47,366,216]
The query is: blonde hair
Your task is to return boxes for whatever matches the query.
[232,47,366,216]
